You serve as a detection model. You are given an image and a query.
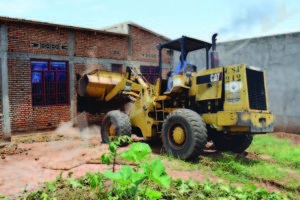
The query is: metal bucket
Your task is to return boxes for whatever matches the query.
[78,70,123,100]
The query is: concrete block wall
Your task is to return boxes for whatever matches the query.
[172,32,300,133]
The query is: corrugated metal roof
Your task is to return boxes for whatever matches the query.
[0,16,129,37]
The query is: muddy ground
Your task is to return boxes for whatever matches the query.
[0,126,299,199]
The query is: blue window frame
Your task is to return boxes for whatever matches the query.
[31,60,69,106]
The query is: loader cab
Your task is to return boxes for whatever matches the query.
[157,35,213,75]
[156,35,217,94]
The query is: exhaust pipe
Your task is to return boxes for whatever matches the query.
[210,33,219,69]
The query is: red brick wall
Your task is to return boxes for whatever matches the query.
[74,31,128,60]
[1,20,174,135]
[130,25,171,63]
[7,22,69,56]
[8,58,71,133]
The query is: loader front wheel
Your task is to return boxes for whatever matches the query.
[101,110,132,144]
[211,132,253,153]
[162,109,207,161]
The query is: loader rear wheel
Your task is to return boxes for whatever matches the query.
[211,132,253,153]
[162,109,207,161]
[101,110,132,145]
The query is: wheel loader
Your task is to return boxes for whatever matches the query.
[78,33,274,160]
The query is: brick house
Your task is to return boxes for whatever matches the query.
[0,17,173,141]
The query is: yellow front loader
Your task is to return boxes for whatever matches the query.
[78,34,274,160]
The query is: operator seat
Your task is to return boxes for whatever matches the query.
[183,64,197,74]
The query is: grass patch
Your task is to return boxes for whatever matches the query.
[21,172,298,200]
[157,134,300,193]
[198,153,299,191]
[248,134,300,168]
[161,153,198,171]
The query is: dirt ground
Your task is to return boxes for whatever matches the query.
[273,132,300,145]
[0,127,299,199]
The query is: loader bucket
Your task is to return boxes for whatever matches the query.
[78,70,123,100]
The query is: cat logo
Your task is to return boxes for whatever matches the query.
[210,73,221,82]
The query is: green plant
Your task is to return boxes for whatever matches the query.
[20,135,299,200]
[101,135,133,172]
[0,194,10,200]
[101,136,171,199]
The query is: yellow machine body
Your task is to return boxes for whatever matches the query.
[78,64,274,140]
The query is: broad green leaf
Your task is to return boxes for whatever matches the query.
[186,179,197,189]
[41,193,49,200]
[109,143,118,154]
[145,189,162,200]
[119,150,136,163]
[220,185,230,194]
[204,186,212,195]
[244,184,257,191]
[67,178,83,188]
[197,193,206,199]
[178,182,189,194]
[149,159,171,189]
[131,172,146,185]
[108,136,120,145]
[119,135,133,144]
[204,179,210,185]
[174,178,184,186]
[120,143,151,163]
[101,152,113,165]
[141,162,151,176]
[45,181,56,192]
[104,165,133,185]
[0,194,10,200]
[255,187,269,197]
[86,172,103,189]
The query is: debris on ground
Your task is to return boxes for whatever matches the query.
[0,143,31,156]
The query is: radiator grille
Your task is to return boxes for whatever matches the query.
[246,68,267,110]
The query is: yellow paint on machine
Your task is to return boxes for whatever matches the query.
[190,67,223,100]
[78,63,275,140]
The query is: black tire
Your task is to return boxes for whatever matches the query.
[101,110,132,144]
[162,109,207,160]
[210,132,253,153]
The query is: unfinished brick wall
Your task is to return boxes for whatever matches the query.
[7,22,69,56]
[8,58,71,133]
[74,31,128,60]
[130,25,172,63]
[1,19,175,135]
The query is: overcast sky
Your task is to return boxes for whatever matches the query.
[0,0,299,42]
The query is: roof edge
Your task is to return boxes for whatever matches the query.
[0,16,129,37]
[102,21,171,41]
[220,30,300,44]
